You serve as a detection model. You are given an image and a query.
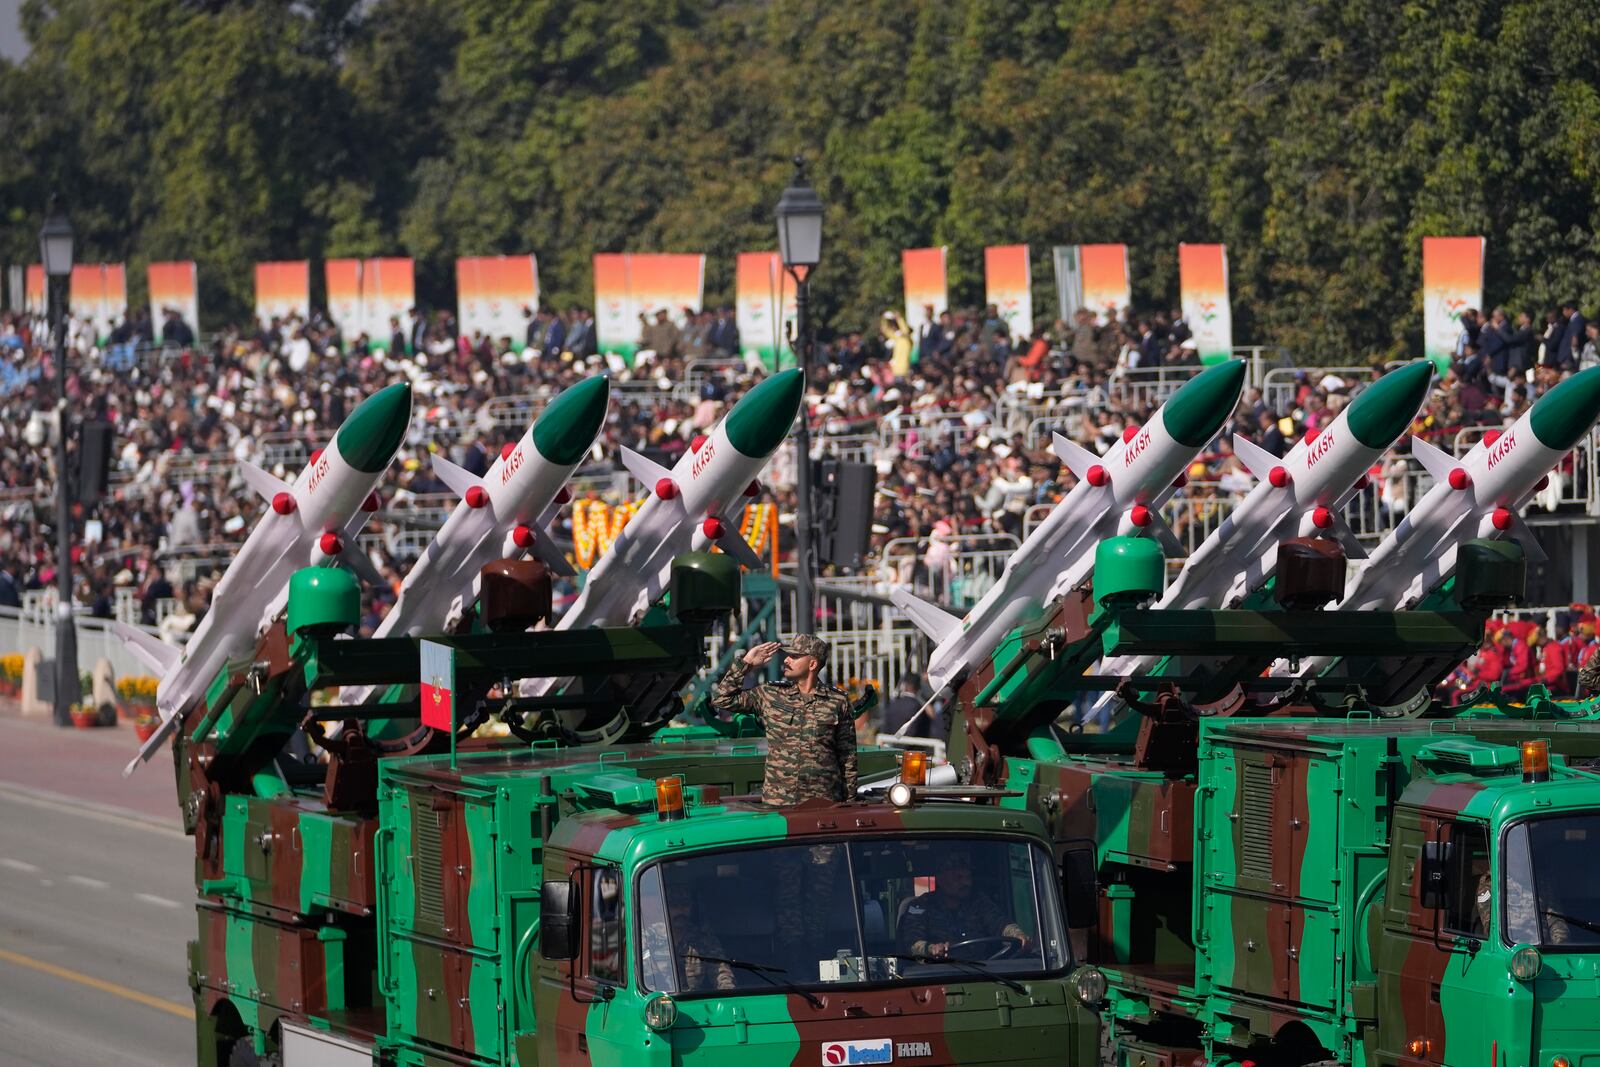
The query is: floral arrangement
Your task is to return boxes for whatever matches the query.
[0,654,23,697]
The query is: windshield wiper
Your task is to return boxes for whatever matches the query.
[682,953,824,1009]
[1541,909,1600,937]
[883,952,1029,995]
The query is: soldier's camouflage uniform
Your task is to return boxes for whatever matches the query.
[898,891,1028,958]
[1579,652,1600,695]
[641,920,736,992]
[710,659,858,804]
[1480,871,1571,944]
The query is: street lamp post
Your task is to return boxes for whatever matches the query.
[775,157,824,636]
[39,205,79,726]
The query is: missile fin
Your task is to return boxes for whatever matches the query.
[238,460,293,504]
[123,713,181,776]
[1232,435,1282,483]
[619,447,687,513]
[111,622,181,675]
[888,588,963,643]
[1051,433,1104,481]
[1143,511,1185,556]
[1410,436,1458,483]
[338,544,386,587]
[1503,512,1549,563]
[713,527,765,570]
[529,527,578,577]
[431,454,486,500]
[1324,515,1368,559]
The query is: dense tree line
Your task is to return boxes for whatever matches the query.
[2,0,1598,363]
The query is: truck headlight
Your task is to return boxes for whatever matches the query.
[644,993,677,1031]
[888,782,914,808]
[1510,945,1543,981]
[1071,965,1107,1005]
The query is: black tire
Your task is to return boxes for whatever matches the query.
[226,1039,280,1067]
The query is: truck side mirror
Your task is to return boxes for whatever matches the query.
[540,879,580,960]
[1061,845,1098,930]
[1420,840,1454,911]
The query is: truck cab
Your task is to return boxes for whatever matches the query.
[534,789,1103,1066]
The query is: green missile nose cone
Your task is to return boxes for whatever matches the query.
[724,369,804,457]
[1160,359,1247,447]
[1346,360,1434,449]
[1530,365,1600,451]
[335,382,412,473]
[532,376,610,465]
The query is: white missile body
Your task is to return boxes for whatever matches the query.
[894,360,1247,693]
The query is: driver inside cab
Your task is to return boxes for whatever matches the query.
[898,850,1030,959]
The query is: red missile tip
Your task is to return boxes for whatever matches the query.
[1086,464,1109,488]
[465,486,490,509]
[702,517,726,539]
[1492,507,1514,532]
[555,487,572,505]
[361,492,381,513]
[1269,466,1290,488]
[1172,473,1188,489]
[655,478,679,501]
[512,524,535,548]
[318,532,343,556]
[1483,430,1501,447]
[1129,505,1151,528]
[501,442,515,460]
[1448,468,1471,490]
[691,434,709,452]
[744,480,761,498]
[1536,476,1550,492]
[1122,425,1140,443]
[309,448,324,465]
[1312,506,1333,529]
[271,492,296,515]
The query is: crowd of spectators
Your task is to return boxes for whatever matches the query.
[0,295,1595,640]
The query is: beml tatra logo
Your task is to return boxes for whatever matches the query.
[500,446,524,484]
[1123,427,1151,467]
[692,439,717,478]
[306,455,330,494]
[1306,431,1336,468]
[822,1039,893,1065]
[1487,429,1517,470]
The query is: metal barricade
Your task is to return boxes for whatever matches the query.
[876,413,991,459]
[877,533,1020,610]
[813,433,879,465]
[1107,366,1201,411]
[1260,366,1376,415]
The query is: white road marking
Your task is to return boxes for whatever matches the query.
[66,875,110,890]
[0,858,41,873]
[135,893,182,909]
[0,782,184,839]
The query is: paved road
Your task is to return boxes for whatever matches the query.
[0,713,195,1066]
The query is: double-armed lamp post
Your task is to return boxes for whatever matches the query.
[774,157,824,636]
[39,205,80,726]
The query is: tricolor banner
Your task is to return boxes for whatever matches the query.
[984,245,1033,340]
[902,247,948,328]
[325,259,363,338]
[592,253,706,362]
[457,255,540,348]
[735,251,796,369]
[362,258,415,351]
[70,264,127,342]
[254,261,310,325]
[147,261,199,339]
[419,639,454,733]
[1178,243,1233,365]
[25,265,45,317]
[1054,244,1131,324]
[1422,236,1486,370]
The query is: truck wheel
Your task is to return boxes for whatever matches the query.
[226,1040,281,1067]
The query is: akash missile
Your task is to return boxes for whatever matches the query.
[553,368,805,632]
[893,359,1247,693]
[116,381,413,769]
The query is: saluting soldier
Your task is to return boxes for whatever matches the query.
[710,634,858,805]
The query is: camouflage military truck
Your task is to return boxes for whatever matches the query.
[937,534,1600,1066]
[171,554,1102,1066]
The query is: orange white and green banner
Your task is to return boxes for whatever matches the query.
[735,251,797,370]
[1053,244,1130,324]
[325,259,363,337]
[147,261,199,338]
[1422,236,1485,369]
[25,264,46,316]
[254,261,310,324]
[984,245,1032,340]
[902,247,948,328]
[1178,243,1233,365]
[592,253,706,361]
[456,255,540,347]
[70,263,127,342]
[362,257,415,351]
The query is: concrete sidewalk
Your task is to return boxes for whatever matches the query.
[0,703,180,825]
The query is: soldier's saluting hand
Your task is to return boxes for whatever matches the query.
[710,634,857,805]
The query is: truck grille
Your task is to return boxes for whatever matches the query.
[1239,762,1275,882]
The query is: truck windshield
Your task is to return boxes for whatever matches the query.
[1503,815,1600,948]
[637,836,1069,995]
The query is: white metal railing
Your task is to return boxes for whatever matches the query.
[813,432,880,465]
[1107,365,1201,410]
[1261,365,1376,416]
[877,533,1020,610]
[0,605,183,681]
[876,413,992,459]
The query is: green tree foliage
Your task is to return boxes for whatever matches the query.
[1,0,1598,363]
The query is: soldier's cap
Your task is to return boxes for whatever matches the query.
[780,634,830,666]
